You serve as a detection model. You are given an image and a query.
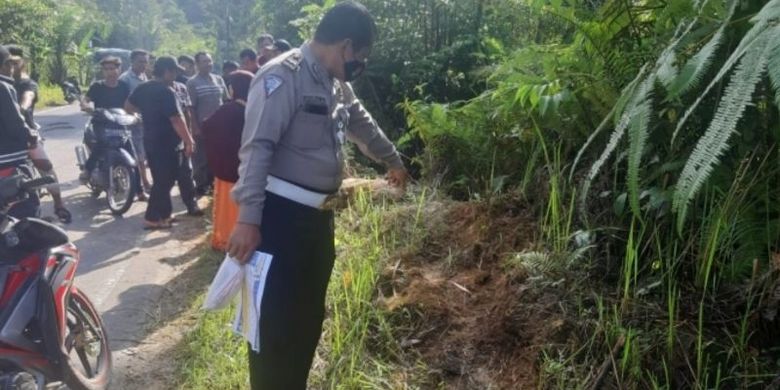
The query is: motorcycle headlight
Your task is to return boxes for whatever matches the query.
[114,115,138,127]
[100,111,117,123]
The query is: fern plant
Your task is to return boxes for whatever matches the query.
[577,0,780,232]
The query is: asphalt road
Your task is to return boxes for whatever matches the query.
[35,104,208,387]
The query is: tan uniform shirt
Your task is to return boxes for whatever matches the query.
[232,43,404,226]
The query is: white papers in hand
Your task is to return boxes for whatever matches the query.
[232,251,274,352]
[202,255,244,311]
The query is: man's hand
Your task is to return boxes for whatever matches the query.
[184,140,195,158]
[386,168,409,190]
[191,121,201,137]
[28,134,40,148]
[227,223,262,264]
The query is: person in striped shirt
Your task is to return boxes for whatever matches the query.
[186,52,227,196]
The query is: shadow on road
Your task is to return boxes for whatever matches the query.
[101,242,221,352]
[68,191,205,277]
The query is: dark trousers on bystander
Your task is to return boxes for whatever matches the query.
[4,163,40,219]
[177,152,198,210]
[192,133,213,194]
[248,192,335,390]
[145,146,198,222]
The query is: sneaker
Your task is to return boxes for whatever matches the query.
[143,220,172,230]
[54,207,72,224]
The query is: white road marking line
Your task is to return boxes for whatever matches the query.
[91,232,147,309]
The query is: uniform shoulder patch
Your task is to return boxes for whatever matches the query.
[282,51,303,71]
[263,75,283,97]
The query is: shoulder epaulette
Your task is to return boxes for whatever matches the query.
[282,51,303,71]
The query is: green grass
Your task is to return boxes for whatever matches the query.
[171,245,248,390]
[175,190,433,389]
[37,83,66,107]
[311,190,435,389]
[175,298,249,389]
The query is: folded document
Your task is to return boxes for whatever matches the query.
[202,255,244,311]
[202,251,274,353]
[232,251,274,353]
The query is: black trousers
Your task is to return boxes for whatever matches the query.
[176,152,197,209]
[192,133,213,192]
[249,192,335,390]
[145,146,197,221]
[6,163,40,219]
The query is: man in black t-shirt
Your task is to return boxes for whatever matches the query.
[15,77,37,127]
[79,56,133,183]
[126,56,197,229]
[5,46,38,129]
[7,45,71,223]
[81,57,130,112]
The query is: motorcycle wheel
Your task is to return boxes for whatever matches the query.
[105,163,136,216]
[61,288,112,390]
[0,372,37,390]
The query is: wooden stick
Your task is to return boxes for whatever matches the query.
[588,334,626,390]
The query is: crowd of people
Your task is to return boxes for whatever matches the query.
[0,34,292,236]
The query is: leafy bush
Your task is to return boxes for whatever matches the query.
[37,83,65,107]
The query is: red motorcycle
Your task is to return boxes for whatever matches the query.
[0,173,111,390]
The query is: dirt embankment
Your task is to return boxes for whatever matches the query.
[379,199,576,389]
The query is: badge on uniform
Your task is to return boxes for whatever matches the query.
[264,75,283,97]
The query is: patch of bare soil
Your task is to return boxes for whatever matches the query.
[380,199,574,389]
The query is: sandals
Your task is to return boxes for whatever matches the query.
[143,220,172,230]
[54,207,72,224]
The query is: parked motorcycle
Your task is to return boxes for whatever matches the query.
[60,80,81,105]
[0,174,111,390]
[75,108,139,216]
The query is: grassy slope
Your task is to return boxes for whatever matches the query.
[173,188,575,389]
[174,191,430,389]
[170,180,780,389]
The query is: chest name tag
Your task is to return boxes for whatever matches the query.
[302,95,327,114]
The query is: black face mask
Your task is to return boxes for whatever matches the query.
[343,59,366,82]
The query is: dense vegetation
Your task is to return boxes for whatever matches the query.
[179,0,780,388]
[5,0,779,387]
[399,0,780,387]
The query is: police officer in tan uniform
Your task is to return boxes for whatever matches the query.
[227,2,407,388]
